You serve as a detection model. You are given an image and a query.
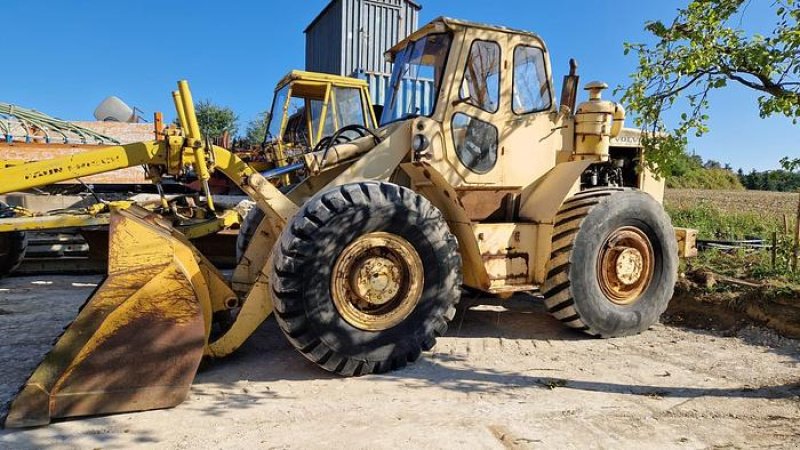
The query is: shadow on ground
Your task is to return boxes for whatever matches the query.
[196,291,799,397]
[1,288,798,448]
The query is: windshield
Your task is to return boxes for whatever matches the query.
[380,33,452,125]
[264,85,290,145]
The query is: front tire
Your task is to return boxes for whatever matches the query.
[543,188,677,337]
[271,182,461,376]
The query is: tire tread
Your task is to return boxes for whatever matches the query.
[543,189,626,335]
[271,182,462,377]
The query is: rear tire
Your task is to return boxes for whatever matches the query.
[236,185,293,262]
[271,182,461,376]
[235,203,264,262]
[543,188,677,337]
[0,204,26,277]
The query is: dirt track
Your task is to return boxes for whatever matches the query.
[1,275,799,449]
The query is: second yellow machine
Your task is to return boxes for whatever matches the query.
[2,18,696,428]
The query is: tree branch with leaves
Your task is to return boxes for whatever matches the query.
[620,0,800,176]
[175,99,239,142]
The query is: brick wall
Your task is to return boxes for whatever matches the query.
[1,122,157,185]
[72,122,155,144]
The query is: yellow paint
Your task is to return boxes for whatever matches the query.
[0,214,110,232]
[0,141,165,193]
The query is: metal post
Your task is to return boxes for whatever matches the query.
[153,112,164,141]
[172,91,188,134]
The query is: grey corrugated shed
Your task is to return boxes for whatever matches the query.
[305,2,344,75]
[305,0,421,78]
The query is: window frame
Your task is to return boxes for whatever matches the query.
[459,39,502,114]
[511,44,553,116]
[451,112,500,175]
[380,32,454,126]
[333,86,368,129]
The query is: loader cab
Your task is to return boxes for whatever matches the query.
[263,71,378,183]
[379,18,576,292]
[384,18,565,217]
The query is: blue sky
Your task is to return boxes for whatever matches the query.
[1,0,796,171]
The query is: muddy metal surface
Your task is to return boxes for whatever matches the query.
[1,275,798,449]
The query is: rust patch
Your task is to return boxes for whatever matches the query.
[457,189,520,222]
[482,252,530,282]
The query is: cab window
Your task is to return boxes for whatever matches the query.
[334,87,367,128]
[460,40,501,113]
[309,99,336,140]
[452,112,498,174]
[512,46,551,114]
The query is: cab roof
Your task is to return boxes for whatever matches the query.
[386,17,548,59]
[275,70,370,93]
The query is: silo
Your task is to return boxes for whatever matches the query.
[305,0,422,109]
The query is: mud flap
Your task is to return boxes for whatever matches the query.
[4,208,214,428]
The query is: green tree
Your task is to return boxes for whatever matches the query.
[620,0,800,176]
[243,110,270,147]
[665,150,744,189]
[175,99,238,140]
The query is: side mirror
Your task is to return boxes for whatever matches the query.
[560,59,580,113]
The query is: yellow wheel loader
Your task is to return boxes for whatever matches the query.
[253,70,379,182]
[236,70,378,258]
[2,17,696,428]
[0,70,377,278]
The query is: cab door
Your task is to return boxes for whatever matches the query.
[500,34,560,187]
[442,31,508,185]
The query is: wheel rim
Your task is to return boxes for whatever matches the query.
[597,226,654,306]
[331,232,424,331]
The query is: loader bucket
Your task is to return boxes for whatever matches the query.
[4,207,213,428]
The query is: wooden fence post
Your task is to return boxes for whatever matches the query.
[772,230,778,271]
[794,192,800,272]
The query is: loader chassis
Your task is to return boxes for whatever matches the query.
[306,18,669,294]
[1,17,695,428]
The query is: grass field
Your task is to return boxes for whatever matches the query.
[665,189,800,240]
[665,189,799,220]
[663,189,800,338]
[665,188,800,286]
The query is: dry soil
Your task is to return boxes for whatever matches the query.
[0,275,798,449]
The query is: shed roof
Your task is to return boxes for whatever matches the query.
[304,0,422,33]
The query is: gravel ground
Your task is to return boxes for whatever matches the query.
[1,275,799,449]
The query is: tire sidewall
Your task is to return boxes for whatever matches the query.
[569,191,678,336]
[236,204,265,262]
[277,183,459,362]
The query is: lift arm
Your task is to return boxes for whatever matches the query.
[3,81,302,428]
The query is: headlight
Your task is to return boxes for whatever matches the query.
[412,134,430,153]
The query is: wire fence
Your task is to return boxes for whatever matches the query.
[0,103,119,145]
